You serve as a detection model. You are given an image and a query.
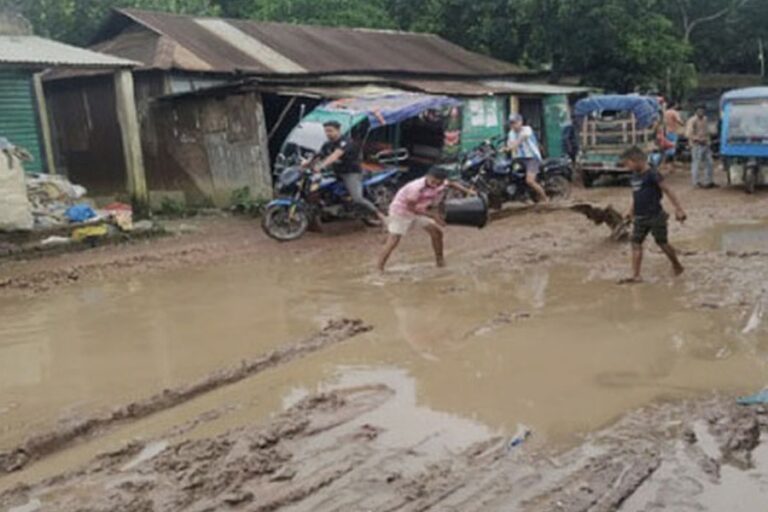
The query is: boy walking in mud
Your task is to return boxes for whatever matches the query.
[377,167,473,272]
[620,146,687,283]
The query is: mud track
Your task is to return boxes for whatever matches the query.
[2,387,765,512]
[0,319,371,475]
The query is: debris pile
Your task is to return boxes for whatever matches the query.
[0,139,157,252]
[26,172,88,229]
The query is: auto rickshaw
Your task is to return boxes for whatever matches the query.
[573,95,661,187]
[720,87,768,193]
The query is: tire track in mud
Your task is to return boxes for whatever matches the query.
[3,389,766,512]
[0,318,372,475]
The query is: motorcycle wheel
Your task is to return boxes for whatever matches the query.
[369,183,396,212]
[261,204,310,242]
[545,175,572,200]
[745,168,757,194]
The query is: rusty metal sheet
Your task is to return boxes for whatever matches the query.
[91,8,525,77]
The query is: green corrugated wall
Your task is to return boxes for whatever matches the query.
[0,69,43,172]
[543,94,570,159]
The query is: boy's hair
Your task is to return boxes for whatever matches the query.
[323,120,342,130]
[620,146,646,163]
[426,166,449,180]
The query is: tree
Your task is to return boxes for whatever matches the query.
[521,0,691,92]
[0,0,220,45]
[225,0,395,29]
[672,0,750,43]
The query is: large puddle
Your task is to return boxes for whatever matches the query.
[1,225,768,485]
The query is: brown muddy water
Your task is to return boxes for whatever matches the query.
[1,224,767,491]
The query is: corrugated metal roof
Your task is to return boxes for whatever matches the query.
[0,35,137,68]
[482,80,596,95]
[397,80,510,96]
[92,8,525,77]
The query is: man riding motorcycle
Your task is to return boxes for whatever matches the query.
[303,120,387,223]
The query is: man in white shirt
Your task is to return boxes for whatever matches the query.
[507,114,548,202]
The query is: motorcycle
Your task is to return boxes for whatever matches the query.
[458,140,573,209]
[262,164,399,241]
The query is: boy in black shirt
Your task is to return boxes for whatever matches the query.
[620,146,687,283]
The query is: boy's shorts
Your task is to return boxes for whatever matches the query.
[388,214,439,236]
[632,211,668,245]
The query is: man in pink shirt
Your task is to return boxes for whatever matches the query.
[377,167,473,272]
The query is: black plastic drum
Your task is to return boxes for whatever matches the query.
[444,196,488,228]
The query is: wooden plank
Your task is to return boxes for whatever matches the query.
[114,70,149,217]
[32,73,56,174]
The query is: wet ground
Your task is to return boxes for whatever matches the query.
[1,170,767,510]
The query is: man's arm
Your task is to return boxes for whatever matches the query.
[447,180,476,196]
[316,149,345,172]
[685,118,695,141]
[659,180,687,221]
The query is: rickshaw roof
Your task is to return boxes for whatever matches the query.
[721,87,768,104]
[573,95,661,129]
[315,93,461,130]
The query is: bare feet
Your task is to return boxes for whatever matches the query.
[436,257,446,268]
[618,276,643,285]
[673,263,685,276]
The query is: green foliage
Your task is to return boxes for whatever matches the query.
[158,196,189,217]
[0,0,219,45]
[222,0,395,29]
[230,187,268,217]
[2,0,765,95]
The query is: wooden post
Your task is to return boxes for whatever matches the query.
[33,73,57,174]
[113,69,149,217]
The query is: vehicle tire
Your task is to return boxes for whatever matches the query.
[582,170,595,188]
[545,175,572,200]
[261,204,309,241]
[368,183,396,212]
[745,168,757,194]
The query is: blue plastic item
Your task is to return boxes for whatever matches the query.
[573,95,661,130]
[65,204,97,223]
[321,93,462,129]
[737,389,768,405]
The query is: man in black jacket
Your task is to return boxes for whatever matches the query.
[313,121,386,222]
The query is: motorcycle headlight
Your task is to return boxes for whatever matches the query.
[278,168,301,191]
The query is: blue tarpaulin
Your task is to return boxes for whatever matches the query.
[573,95,661,129]
[320,93,462,129]
[721,87,768,105]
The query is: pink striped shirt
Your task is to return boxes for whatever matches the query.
[389,177,446,216]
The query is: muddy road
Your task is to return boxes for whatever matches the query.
[1,170,768,510]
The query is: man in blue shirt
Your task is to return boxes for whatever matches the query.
[620,146,687,283]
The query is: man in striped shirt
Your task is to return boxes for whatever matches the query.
[507,114,549,203]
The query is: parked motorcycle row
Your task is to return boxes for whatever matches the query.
[261,142,574,242]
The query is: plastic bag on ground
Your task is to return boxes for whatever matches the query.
[65,204,98,223]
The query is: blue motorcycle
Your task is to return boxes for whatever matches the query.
[262,166,399,241]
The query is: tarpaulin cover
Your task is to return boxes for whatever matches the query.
[319,94,462,129]
[721,87,768,105]
[573,95,661,129]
